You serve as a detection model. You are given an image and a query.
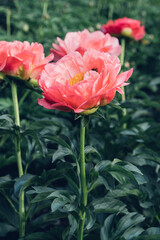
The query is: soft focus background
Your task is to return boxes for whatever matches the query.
[0,0,160,239]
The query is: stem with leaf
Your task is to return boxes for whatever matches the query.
[11,80,25,237]
[120,38,127,128]
[77,117,88,240]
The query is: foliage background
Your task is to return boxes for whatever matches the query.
[0,0,160,239]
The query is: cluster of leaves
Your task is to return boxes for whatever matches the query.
[0,0,160,239]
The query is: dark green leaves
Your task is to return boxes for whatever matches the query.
[101,213,145,240]
[93,197,128,214]
[49,190,77,213]
[1,0,160,239]
[52,147,76,163]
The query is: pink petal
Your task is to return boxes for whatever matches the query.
[38,98,74,112]
[0,52,7,71]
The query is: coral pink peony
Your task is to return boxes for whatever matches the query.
[101,17,145,40]
[38,50,133,114]
[50,29,121,61]
[0,41,53,80]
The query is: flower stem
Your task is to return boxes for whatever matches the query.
[120,38,127,128]
[78,118,88,240]
[6,9,11,37]
[120,38,125,67]
[42,0,48,17]
[108,3,114,19]
[11,81,25,237]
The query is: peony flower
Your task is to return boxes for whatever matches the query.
[50,29,121,61]
[38,50,133,114]
[0,41,53,81]
[101,17,145,41]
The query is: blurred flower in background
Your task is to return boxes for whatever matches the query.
[101,17,145,40]
[50,29,121,61]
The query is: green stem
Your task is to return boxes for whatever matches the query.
[86,124,91,162]
[11,81,23,175]
[77,118,88,240]
[108,3,114,19]
[6,9,11,37]
[120,38,127,128]
[19,191,25,237]
[19,89,30,107]
[11,81,25,237]
[42,1,48,17]
[78,217,86,240]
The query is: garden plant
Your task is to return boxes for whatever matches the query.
[0,1,160,240]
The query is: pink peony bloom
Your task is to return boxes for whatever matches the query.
[101,17,145,41]
[38,50,133,114]
[0,41,53,80]
[50,29,121,61]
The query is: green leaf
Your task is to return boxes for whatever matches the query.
[105,165,138,185]
[0,114,14,124]
[93,196,128,214]
[135,235,160,240]
[51,198,68,212]
[26,186,53,201]
[56,162,75,171]
[112,213,145,238]
[0,115,16,136]
[101,213,145,240]
[0,196,18,228]
[52,147,76,163]
[63,174,80,198]
[93,108,106,120]
[30,212,68,229]
[108,100,123,111]
[31,192,53,203]
[62,214,77,240]
[123,227,144,240]
[48,190,73,200]
[94,160,111,172]
[0,222,16,237]
[100,214,115,240]
[0,128,15,135]
[45,135,71,149]
[21,129,46,156]
[0,98,13,111]
[86,208,96,230]
[144,227,160,235]
[28,186,54,194]
[49,190,77,213]
[40,169,64,186]
[0,155,16,168]
[85,146,101,160]
[107,184,141,198]
[0,176,14,189]
[14,174,38,196]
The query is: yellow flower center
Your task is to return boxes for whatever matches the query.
[69,72,85,86]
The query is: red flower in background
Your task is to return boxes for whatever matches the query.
[0,41,53,80]
[50,29,121,61]
[101,17,145,40]
[38,50,133,114]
